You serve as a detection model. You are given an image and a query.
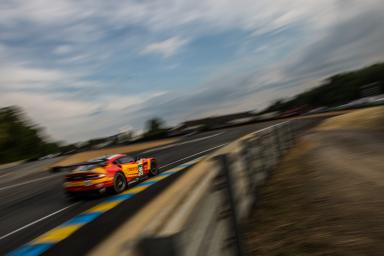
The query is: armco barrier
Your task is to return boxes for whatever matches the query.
[90,119,319,256]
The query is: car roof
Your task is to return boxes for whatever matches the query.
[106,154,126,160]
[87,154,126,163]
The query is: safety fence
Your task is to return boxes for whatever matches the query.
[91,119,320,256]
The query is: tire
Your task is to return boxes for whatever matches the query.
[148,160,158,177]
[112,172,127,194]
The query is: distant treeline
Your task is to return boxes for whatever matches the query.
[0,106,61,164]
[262,63,384,113]
[1,62,383,164]
[0,106,170,164]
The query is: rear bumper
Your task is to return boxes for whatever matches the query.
[64,178,113,192]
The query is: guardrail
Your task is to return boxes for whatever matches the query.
[91,119,320,256]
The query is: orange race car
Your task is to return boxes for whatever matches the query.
[63,154,158,197]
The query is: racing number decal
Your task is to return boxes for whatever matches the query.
[138,163,144,176]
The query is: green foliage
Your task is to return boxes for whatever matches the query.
[142,118,168,140]
[147,118,164,132]
[0,106,60,164]
[262,63,384,113]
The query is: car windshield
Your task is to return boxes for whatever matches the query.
[89,156,109,162]
[77,158,107,171]
[77,164,100,171]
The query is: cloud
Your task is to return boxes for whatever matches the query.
[123,1,384,125]
[140,37,189,58]
[0,66,66,86]
[53,45,73,55]
[285,4,384,79]
[1,0,384,143]
[103,92,166,111]
[0,91,98,140]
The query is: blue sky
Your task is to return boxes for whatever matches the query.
[1,0,384,142]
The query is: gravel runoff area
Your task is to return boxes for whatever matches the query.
[245,106,384,256]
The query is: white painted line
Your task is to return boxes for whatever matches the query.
[2,155,208,245]
[159,143,227,170]
[0,146,221,242]
[0,173,63,192]
[158,122,288,170]
[143,132,224,154]
[0,203,78,241]
[0,122,287,242]
[252,121,289,135]
[0,123,284,193]
[175,132,224,146]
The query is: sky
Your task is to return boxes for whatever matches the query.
[0,0,384,142]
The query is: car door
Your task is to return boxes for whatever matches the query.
[137,159,145,177]
[116,156,138,179]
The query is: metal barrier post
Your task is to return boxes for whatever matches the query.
[241,140,257,193]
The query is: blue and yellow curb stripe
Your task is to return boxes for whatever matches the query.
[8,157,202,256]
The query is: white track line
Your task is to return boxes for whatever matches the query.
[143,132,224,154]
[0,122,284,192]
[172,132,224,146]
[0,122,286,241]
[0,173,63,192]
[253,121,289,134]
[0,133,226,192]
[0,147,224,241]
[159,143,227,170]
[0,203,78,241]
[159,121,288,170]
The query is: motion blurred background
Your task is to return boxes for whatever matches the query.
[0,1,384,255]
[1,0,383,164]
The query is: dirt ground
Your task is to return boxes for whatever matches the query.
[315,106,384,132]
[245,107,384,256]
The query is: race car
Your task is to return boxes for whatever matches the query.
[63,154,158,197]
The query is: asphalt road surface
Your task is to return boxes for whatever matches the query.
[0,120,285,255]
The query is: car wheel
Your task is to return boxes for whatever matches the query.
[148,160,158,177]
[112,172,127,193]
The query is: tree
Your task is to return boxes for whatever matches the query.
[259,62,384,114]
[146,118,164,133]
[0,106,60,163]
[142,118,168,139]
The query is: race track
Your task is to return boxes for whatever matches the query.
[0,120,288,255]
